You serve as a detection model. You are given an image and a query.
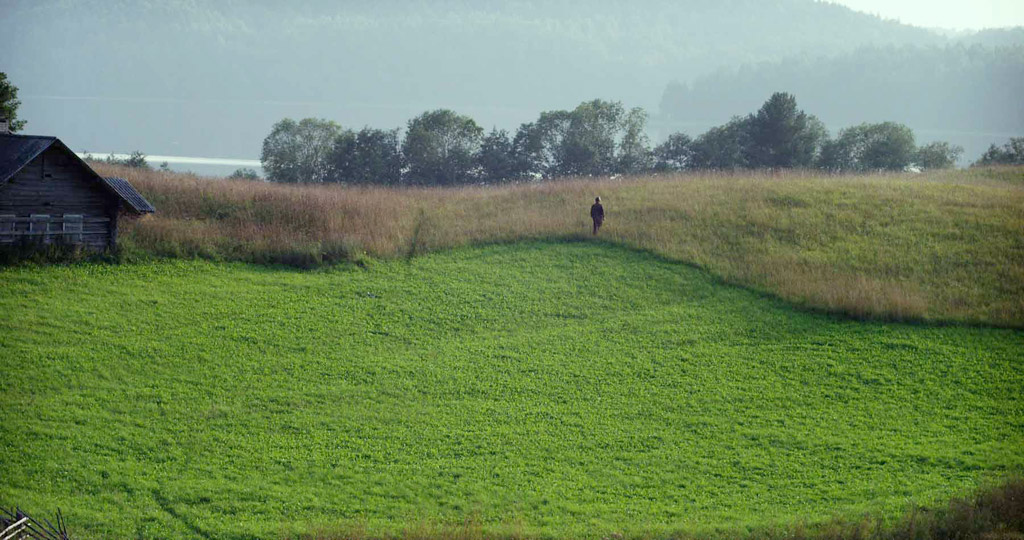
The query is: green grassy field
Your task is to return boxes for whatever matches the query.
[1,242,1021,539]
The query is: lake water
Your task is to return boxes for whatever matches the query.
[76,152,263,177]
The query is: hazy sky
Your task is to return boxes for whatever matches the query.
[825,0,1024,30]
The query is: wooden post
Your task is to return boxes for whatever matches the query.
[109,204,119,250]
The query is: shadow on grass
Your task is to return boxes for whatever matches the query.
[454,235,1024,331]
[6,233,1022,330]
[292,478,1024,540]
[151,490,217,540]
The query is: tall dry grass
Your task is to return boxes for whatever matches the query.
[98,164,1024,327]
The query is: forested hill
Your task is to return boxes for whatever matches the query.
[3,0,947,109]
[659,40,1024,160]
[0,0,1015,163]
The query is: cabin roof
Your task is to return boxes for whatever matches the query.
[102,177,156,213]
[0,134,57,184]
[0,134,155,214]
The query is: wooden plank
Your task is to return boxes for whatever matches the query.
[110,213,119,247]
[0,517,30,540]
[0,191,108,200]
[0,191,106,197]
[0,231,111,237]
[0,205,115,215]
[0,216,110,223]
[0,188,107,198]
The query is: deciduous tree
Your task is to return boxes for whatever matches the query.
[0,73,27,133]
[261,118,343,183]
[616,107,654,174]
[511,111,572,179]
[817,122,916,172]
[914,141,963,169]
[654,133,693,172]
[402,109,483,185]
[561,99,624,176]
[334,127,403,185]
[975,137,1024,166]
[477,128,516,183]
[689,117,752,170]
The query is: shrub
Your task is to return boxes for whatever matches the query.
[105,150,151,170]
[975,137,1024,166]
[914,141,963,170]
[229,168,261,180]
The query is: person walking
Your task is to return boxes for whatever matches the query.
[590,196,604,235]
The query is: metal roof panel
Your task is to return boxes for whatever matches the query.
[102,177,156,214]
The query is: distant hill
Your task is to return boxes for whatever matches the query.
[658,43,1024,161]
[959,27,1024,47]
[2,0,948,109]
[0,0,1010,161]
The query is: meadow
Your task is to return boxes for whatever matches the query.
[99,165,1024,327]
[1,242,1022,539]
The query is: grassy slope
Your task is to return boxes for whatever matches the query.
[1,242,1021,539]
[101,165,1024,327]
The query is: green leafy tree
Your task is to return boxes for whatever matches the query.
[817,137,855,172]
[514,101,654,178]
[975,137,1024,166]
[261,118,342,183]
[357,127,403,185]
[402,109,483,185]
[859,122,916,171]
[654,133,693,171]
[561,99,625,176]
[616,107,654,174]
[334,127,403,185]
[332,129,358,182]
[105,151,151,170]
[746,92,826,168]
[914,141,963,170]
[477,128,516,183]
[0,72,27,133]
[511,110,572,179]
[817,122,916,172]
[510,122,543,179]
[802,116,830,165]
[229,168,261,180]
[689,117,752,169]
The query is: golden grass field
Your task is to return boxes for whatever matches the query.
[96,164,1024,328]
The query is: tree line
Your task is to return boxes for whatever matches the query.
[260,92,978,185]
[260,100,655,185]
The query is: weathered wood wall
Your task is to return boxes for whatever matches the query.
[0,147,117,249]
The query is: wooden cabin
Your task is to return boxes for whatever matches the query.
[0,133,154,251]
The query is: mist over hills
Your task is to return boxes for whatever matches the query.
[659,41,1024,161]
[1,0,1020,168]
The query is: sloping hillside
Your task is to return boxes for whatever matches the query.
[2,242,1021,538]
[98,164,1024,327]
